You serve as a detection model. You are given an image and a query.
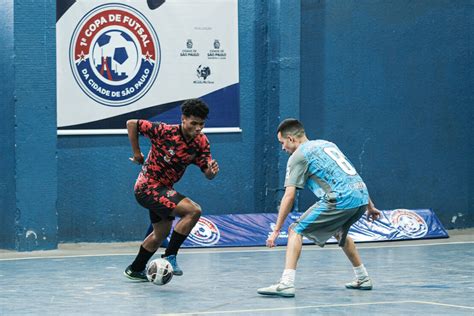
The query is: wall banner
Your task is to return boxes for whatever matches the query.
[163,209,448,248]
[57,0,239,135]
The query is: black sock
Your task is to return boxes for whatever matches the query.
[164,230,188,257]
[131,245,156,272]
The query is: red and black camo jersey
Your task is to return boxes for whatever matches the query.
[134,120,211,190]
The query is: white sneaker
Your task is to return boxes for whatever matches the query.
[257,282,295,297]
[345,277,373,290]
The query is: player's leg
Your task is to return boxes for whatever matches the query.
[285,228,303,270]
[124,187,184,281]
[162,198,202,275]
[258,202,329,297]
[258,201,369,296]
[170,198,201,236]
[256,228,304,298]
[279,228,303,292]
[144,220,174,251]
[335,205,373,290]
[338,235,362,267]
[125,218,173,281]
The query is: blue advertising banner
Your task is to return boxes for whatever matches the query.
[166,209,448,248]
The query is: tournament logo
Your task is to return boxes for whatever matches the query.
[69,4,160,106]
[390,209,428,238]
[188,217,220,246]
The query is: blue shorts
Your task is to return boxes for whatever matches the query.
[290,202,367,247]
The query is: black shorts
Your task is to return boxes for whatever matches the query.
[135,187,186,223]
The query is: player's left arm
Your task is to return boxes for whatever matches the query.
[195,135,219,179]
[204,159,219,179]
[366,197,381,222]
[266,186,297,248]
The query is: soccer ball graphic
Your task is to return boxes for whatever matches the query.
[146,258,174,286]
[91,30,140,83]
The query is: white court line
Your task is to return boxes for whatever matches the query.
[411,300,474,310]
[0,240,472,262]
[158,300,474,315]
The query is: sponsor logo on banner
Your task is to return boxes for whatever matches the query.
[390,209,428,238]
[188,217,220,246]
[196,65,211,80]
[208,39,227,59]
[180,39,199,57]
[194,65,214,84]
[69,3,160,106]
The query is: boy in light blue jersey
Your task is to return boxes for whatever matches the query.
[257,119,381,298]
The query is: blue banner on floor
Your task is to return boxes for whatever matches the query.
[167,209,448,248]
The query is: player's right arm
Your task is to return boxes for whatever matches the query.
[266,186,297,248]
[266,151,307,247]
[126,119,144,165]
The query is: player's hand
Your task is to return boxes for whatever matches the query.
[129,152,144,165]
[266,230,280,248]
[207,160,219,175]
[366,205,381,222]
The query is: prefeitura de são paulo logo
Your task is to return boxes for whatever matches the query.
[70,4,160,106]
[188,217,220,246]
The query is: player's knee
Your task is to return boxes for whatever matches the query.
[288,228,302,239]
[183,201,201,220]
[191,204,202,219]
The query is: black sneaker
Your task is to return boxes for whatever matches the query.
[123,265,148,282]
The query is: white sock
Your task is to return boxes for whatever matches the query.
[281,269,296,285]
[353,264,368,280]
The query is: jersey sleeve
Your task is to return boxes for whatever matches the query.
[284,150,308,189]
[194,134,212,172]
[137,120,164,140]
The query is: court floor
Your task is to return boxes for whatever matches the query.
[1,229,473,315]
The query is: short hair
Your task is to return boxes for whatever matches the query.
[181,99,209,119]
[277,118,305,138]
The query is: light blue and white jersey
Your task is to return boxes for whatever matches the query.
[284,140,369,209]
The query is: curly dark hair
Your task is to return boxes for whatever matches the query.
[181,99,209,119]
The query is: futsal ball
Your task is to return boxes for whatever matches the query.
[146,258,174,285]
